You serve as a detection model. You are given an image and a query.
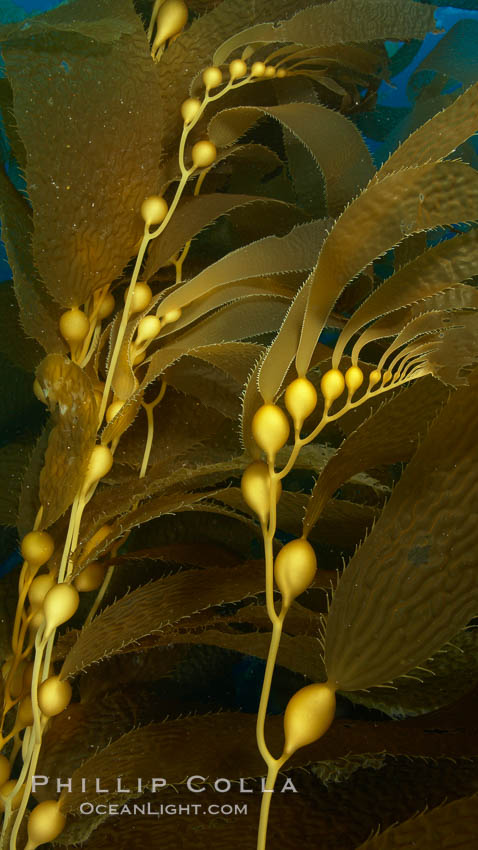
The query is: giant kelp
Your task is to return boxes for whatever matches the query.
[0,1,478,849]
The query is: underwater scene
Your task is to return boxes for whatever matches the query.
[1,0,478,847]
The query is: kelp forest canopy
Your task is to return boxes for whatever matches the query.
[0,0,478,849]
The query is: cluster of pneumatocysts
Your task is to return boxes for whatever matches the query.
[1,436,115,846]
[3,18,391,847]
[175,54,289,179]
[0,529,81,848]
[249,362,401,468]
[1,532,113,847]
[1,15,302,847]
[57,287,115,366]
[7,74,208,837]
[154,56,289,200]
[64,48,295,433]
[52,41,322,431]
[242,359,413,849]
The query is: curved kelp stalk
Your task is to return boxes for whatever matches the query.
[241,81,478,849]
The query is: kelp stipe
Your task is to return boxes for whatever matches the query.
[0,1,477,849]
[241,78,478,849]
[0,5,297,840]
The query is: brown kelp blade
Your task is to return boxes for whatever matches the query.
[157,219,326,318]
[257,278,312,403]
[1,0,164,307]
[112,282,290,401]
[0,282,43,373]
[349,284,478,368]
[296,161,478,377]
[100,389,144,449]
[356,793,478,850]
[0,169,64,354]
[57,713,281,814]
[333,228,478,367]
[137,296,287,402]
[48,702,478,836]
[218,486,377,548]
[247,221,329,405]
[347,627,478,719]
[158,0,314,150]
[72,458,249,575]
[394,233,427,269]
[427,311,478,387]
[36,355,97,527]
[213,0,436,65]
[240,355,265,458]
[374,309,465,369]
[114,219,320,399]
[0,442,31,527]
[143,194,301,281]
[324,369,478,691]
[153,277,299,344]
[61,562,265,677]
[52,762,478,849]
[303,376,448,536]
[0,76,25,170]
[165,341,262,416]
[376,81,478,179]
[208,103,375,216]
